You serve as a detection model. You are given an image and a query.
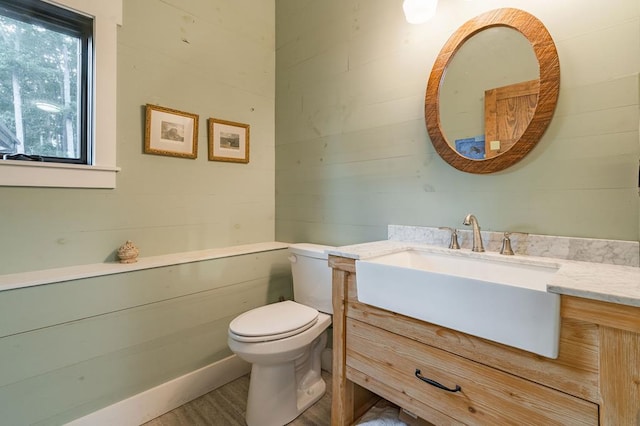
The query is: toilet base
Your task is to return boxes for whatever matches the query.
[245,333,328,426]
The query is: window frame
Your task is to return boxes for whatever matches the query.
[0,0,121,188]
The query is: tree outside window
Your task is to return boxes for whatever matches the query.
[0,1,91,163]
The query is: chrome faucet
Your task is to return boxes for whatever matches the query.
[463,213,484,252]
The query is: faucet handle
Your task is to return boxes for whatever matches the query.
[500,232,527,255]
[439,227,460,250]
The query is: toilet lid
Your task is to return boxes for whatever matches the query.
[229,300,319,342]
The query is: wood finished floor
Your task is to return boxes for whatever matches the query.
[144,371,332,426]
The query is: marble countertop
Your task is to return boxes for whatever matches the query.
[327,240,640,308]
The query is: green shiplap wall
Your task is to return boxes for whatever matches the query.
[0,250,292,425]
[275,0,640,245]
[0,0,276,275]
[0,0,278,424]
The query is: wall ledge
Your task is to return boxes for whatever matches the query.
[0,242,290,292]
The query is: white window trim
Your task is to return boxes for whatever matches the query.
[0,0,122,189]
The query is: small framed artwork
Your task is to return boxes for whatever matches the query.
[208,118,250,163]
[144,104,199,159]
[454,135,485,160]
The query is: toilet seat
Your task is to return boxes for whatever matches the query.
[229,300,319,343]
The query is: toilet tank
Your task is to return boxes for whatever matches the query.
[289,243,335,314]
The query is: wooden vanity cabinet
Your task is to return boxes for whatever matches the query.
[330,255,640,426]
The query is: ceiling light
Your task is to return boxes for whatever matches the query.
[403,0,438,24]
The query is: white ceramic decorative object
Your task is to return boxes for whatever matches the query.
[117,240,139,263]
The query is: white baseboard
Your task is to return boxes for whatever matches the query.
[66,355,251,426]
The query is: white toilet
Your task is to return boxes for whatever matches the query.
[227,243,334,426]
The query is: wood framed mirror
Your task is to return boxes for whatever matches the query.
[425,8,560,174]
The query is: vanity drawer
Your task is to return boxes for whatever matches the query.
[346,318,599,425]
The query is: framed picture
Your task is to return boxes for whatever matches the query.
[454,135,485,160]
[144,104,199,159]
[208,118,250,163]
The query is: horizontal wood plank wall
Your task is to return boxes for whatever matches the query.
[0,0,276,276]
[275,0,639,246]
[0,250,292,425]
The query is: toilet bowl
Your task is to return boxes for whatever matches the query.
[227,243,334,426]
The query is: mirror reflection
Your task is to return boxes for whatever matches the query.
[440,27,539,160]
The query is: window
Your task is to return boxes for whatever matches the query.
[0,0,121,188]
[0,0,92,164]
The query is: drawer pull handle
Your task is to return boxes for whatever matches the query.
[415,369,461,393]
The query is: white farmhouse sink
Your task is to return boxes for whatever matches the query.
[355,249,561,358]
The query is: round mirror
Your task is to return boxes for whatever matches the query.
[425,8,560,173]
[440,27,539,159]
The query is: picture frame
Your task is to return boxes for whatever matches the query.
[144,104,199,159]
[208,118,250,163]
[454,135,485,160]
